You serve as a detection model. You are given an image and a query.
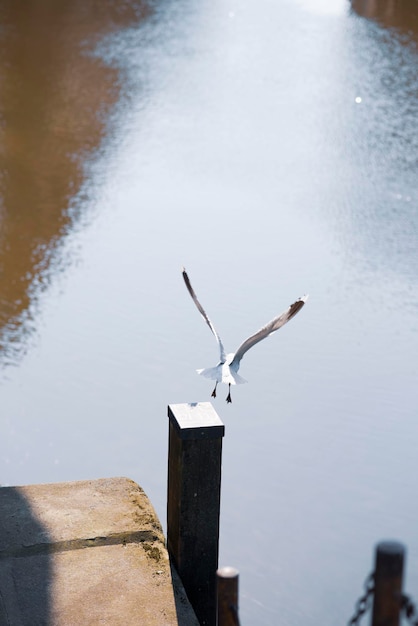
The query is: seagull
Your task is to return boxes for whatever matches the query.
[182,268,308,403]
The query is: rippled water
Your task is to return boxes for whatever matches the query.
[1,1,418,624]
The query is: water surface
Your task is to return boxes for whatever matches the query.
[1,1,418,624]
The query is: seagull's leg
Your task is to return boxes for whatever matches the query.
[226,384,232,403]
[211,382,218,398]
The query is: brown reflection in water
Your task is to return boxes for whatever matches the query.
[0,1,150,366]
[351,0,418,35]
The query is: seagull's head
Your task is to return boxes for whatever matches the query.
[226,353,235,366]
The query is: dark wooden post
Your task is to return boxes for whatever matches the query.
[217,567,240,626]
[371,541,405,626]
[167,402,225,626]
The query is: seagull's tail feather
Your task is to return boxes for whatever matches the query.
[197,366,247,385]
[197,367,221,381]
[229,371,247,385]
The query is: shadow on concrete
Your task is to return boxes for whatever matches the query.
[0,486,52,624]
[169,558,200,626]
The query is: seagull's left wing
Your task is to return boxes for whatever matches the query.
[230,295,308,368]
[182,268,227,363]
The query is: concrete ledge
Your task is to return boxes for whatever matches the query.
[0,477,199,625]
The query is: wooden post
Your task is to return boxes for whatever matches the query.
[371,541,405,626]
[217,567,240,626]
[167,402,225,626]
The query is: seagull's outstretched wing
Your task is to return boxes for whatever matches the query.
[230,295,308,369]
[182,268,227,362]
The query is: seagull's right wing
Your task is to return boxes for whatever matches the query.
[182,268,227,363]
[231,295,308,368]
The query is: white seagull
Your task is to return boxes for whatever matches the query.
[182,268,308,403]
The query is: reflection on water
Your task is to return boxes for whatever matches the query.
[0,1,150,368]
[299,1,418,300]
[333,1,418,293]
[351,0,418,35]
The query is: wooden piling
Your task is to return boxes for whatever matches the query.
[371,541,405,626]
[167,402,225,626]
[217,567,240,626]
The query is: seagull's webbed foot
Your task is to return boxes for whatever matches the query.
[226,384,232,403]
[211,382,218,398]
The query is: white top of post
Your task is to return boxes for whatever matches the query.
[168,403,225,440]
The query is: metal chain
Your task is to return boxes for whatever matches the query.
[402,593,418,625]
[347,572,375,625]
[347,575,418,625]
